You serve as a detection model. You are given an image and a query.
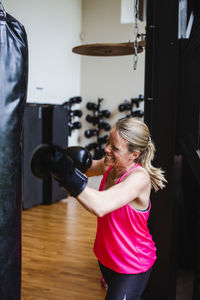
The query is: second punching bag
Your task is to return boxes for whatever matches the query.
[0,6,28,300]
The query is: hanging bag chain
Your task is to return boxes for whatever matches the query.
[133,0,139,70]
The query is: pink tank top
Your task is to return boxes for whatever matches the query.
[93,164,157,274]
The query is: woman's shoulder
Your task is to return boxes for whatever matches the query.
[125,164,150,185]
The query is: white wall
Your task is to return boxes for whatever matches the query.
[80,0,146,146]
[3,0,82,104]
[78,0,146,188]
[2,0,145,148]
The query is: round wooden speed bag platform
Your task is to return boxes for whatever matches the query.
[72,41,145,56]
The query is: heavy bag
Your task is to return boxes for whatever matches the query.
[0,7,28,300]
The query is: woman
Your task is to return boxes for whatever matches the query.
[77,117,167,300]
[31,116,167,300]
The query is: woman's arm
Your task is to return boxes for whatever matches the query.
[85,158,108,177]
[77,169,150,217]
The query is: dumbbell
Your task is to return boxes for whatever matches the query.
[93,148,105,160]
[131,110,144,118]
[131,95,144,108]
[86,102,98,111]
[98,110,110,118]
[98,121,111,131]
[84,129,99,138]
[68,121,82,130]
[86,114,98,125]
[70,109,83,118]
[98,135,108,144]
[86,143,101,151]
[69,96,82,104]
[86,116,110,131]
[118,101,132,112]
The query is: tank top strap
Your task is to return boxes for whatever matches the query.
[117,163,140,184]
[99,166,112,191]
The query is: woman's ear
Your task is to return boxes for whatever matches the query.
[130,151,140,161]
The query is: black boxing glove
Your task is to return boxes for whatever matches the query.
[30,144,87,197]
[63,146,92,173]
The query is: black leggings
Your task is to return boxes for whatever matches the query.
[99,261,152,300]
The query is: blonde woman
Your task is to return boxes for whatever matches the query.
[31,117,167,300]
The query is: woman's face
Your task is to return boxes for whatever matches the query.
[104,127,137,168]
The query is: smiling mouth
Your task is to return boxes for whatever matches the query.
[105,155,114,161]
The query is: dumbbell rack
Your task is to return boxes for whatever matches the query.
[84,98,111,160]
[64,96,83,136]
[118,95,144,118]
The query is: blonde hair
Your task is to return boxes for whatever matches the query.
[116,117,167,191]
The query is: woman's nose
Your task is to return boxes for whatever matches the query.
[104,143,111,153]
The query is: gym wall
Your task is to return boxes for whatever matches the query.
[3,0,146,148]
[3,0,82,104]
[80,0,146,145]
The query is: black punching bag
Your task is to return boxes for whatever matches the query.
[0,5,28,300]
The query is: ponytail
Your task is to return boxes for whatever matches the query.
[135,141,167,191]
[116,117,167,191]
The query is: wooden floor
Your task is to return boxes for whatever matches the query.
[22,196,193,300]
[22,197,106,300]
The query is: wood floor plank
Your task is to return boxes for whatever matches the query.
[22,197,106,300]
